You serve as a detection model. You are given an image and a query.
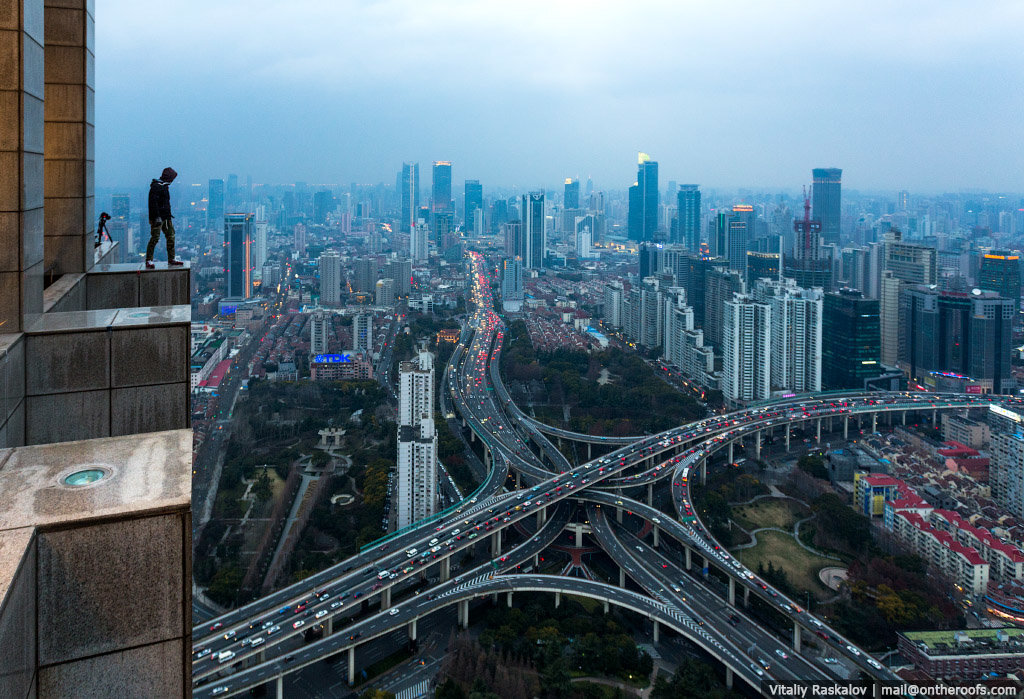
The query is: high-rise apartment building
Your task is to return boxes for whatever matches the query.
[624,281,663,350]
[676,185,701,251]
[522,192,546,269]
[401,162,420,233]
[375,278,395,307]
[410,221,429,261]
[501,257,525,312]
[753,278,823,393]
[722,294,771,406]
[352,257,376,294]
[603,283,624,328]
[224,213,254,299]
[978,252,1021,311]
[703,265,746,349]
[319,250,343,306]
[208,179,225,233]
[352,313,373,354]
[386,258,412,297]
[812,168,842,246]
[991,428,1024,521]
[431,161,452,213]
[880,230,938,366]
[309,312,330,356]
[564,178,580,210]
[464,180,482,232]
[397,352,437,528]
[822,289,881,390]
[900,286,1014,394]
[628,153,659,242]
[575,215,596,259]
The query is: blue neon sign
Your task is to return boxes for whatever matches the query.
[313,353,352,364]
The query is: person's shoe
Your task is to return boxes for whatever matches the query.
[145,260,155,270]
[168,259,185,267]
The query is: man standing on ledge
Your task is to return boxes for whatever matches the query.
[145,166,183,269]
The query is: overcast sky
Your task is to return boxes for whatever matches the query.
[96,1,1024,194]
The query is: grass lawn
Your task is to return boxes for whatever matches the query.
[735,530,833,600]
[255,466,287,501]
[732,498,808,532]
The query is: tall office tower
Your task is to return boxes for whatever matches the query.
[401,162,420,233]
[978,252,1021,310]
[522,192,546,269]
[753,278,823,393]
[564,178,580,209]
[224,213,254,299]
[676,185,701,251]
[880,230,938,365]
[784,192,832,291]
[108,193,130,259]
[501,257,525,312]
[991,428,1024,520]
[397,351,437,527]
[319,250,343,306]
[431,211,453,246]
[352,257,376,294]
[293,222,307,256]
[715,205,753,275]
[575,215,596,259]
[900,286,1014,394]
[208,179,225,232]
[352,313,373,354]
[703,265,746,349]
[431,161,452,213]
[627,153,659,241]
[839,246,872,294]
[746,251,780,286]
[812,167,842,246]
[410,221,429,261]
[822,289,880,389]
[111,193,129,221]
[253,218,268,271]
[639,242,659,279]
[0,10,194,688]
[313,190,334,224]
[490,199,508,233]
[386,258,413,297]
[603,283,624,328]
[375,278,395,307]
[503,221,524,259]
[309,312,330,356]
[897,190,910,211]
[226,173,239,207]
[464,180,483,232]
[722,294,771,406]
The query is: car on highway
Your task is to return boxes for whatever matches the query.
[775,649,789,659]
[292,619,305,629]
[211,687,230,696]
[389,608,400,616]
[216,650,235,664]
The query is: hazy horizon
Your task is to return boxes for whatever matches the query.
[97,1,1024,194]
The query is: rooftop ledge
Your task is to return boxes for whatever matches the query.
[0,429,192,598]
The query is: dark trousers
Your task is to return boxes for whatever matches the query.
[146,218,176,261]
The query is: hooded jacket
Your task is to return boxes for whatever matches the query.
[148,179,173,223]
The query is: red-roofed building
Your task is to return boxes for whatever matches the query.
[893,511,991,595]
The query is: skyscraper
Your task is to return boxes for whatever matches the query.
[676,184,701,251]
[724,205,754,276]
[401,162,420,233]
[397,352,438,528]
[753,278,823,393]
[784,192,832,291]
[722,293,771,406]
[208,179,225,233]
[464,180,483,232]
[822,289,881,390]
[564,178,580,209]
[309,312,330,356]
[812,168,842,246]
[352,313,373,354]
[224,213,254,299]
[410,221,429,262]
[431,161,452,213]
[312,190,334,223]
[746,251,781,286]
[880,230,937,365]
[319,250,343,306]
[522,192,546,269]
[628,153,659,242]
[352,257,376,293]
[703,265,746,350]
[978,252,1021,310]
[501,257,524,312]
[386,258,413,297]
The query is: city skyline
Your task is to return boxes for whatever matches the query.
[96,1,1024,192]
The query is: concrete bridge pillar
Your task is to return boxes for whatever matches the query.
[538,506,547,526]
[872,413,877,434]
[603,599,609,614]
[619,567,626,587]
[685,546,692,571]
[554,591,561,609]
[277,674,284,697]
[785,424,790,451]
[381,586,391,610]
[793,623,802,651]
[507,591,513,608]
[755,431,762,461]
[469,429,475,443]
[348,646,356,685]
[700,459,707,485]
[458,600,469,629]
[843,416,849,441]
[533,553,539,569]
[515,471,520,488]
[933,409,937,426]
[647,482,653,506]
[902,410,906,425]
[575,526,583,547]
[653,525,659,548]
[652,619,660,644]
[491,529,502,557]
[483,445,490,468]
[409,618,417,641]
[728,577,735,607]
[440,557,451,582]
[725,667,733,690]
[728,440,734,464]
[326,615,333,636]
[587,443,592,460]
[557,436,563,451]
[699,556,707,575]
[816,418,822,443]
[616,506,623,524]
[743,586,750,607]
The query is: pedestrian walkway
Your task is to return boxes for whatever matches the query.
[396,680,430,699]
